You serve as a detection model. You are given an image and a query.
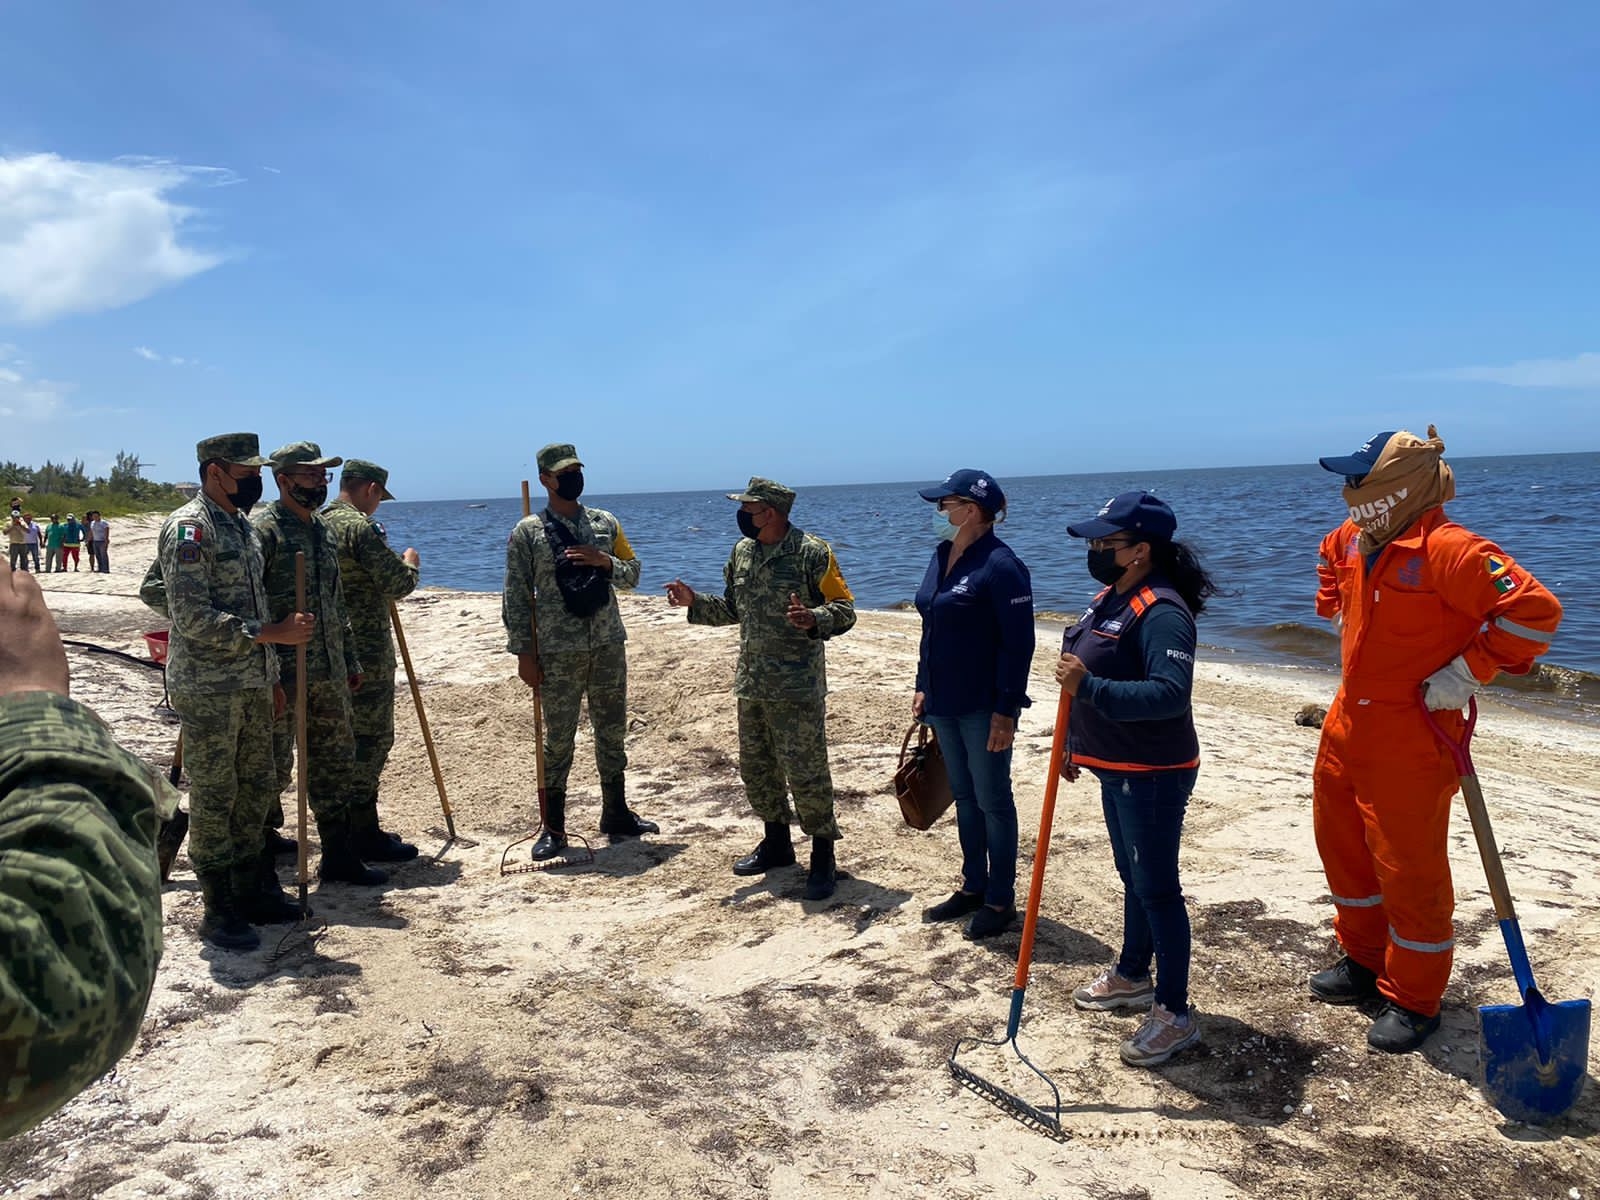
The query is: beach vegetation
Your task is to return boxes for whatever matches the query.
[2,450,192,516]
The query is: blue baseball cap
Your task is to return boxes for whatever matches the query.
[1067,491,1177,541]
[1319,431,1396,477]
[918,468,1006,514]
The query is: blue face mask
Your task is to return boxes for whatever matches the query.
[933,509,958,541]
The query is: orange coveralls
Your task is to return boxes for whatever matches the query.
[1313,507,1561,1016]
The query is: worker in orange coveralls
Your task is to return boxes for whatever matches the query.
[1309,426,1562,1053]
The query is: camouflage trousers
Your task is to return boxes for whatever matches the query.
[737,697,840,840]
[349,671,397,806]
[540,644,628,794]
[269,678,356,826]
[170,687,276,872]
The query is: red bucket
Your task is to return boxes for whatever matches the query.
[144,630,170,666]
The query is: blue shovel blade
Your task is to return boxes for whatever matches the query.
[1480,994,1591,1124]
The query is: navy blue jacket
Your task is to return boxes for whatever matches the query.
[914,530,1034,719]
[1061,577,1199,771]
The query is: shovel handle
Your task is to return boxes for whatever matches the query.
[1420,693,1517,926]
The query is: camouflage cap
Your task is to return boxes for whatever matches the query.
[343,458,395,501]
[196,432,273,467]
[727,476,795,514]
[537,443,583,474]
[269,441,343,470]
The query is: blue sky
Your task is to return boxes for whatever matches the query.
[2,2,1598,500]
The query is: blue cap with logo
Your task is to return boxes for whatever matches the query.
[1067,491,1177,541]
[1318,431,1397,478]
[917,468,1006,514]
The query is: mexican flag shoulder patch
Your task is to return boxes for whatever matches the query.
[1493,572,1521,595]
[177,522,203,544]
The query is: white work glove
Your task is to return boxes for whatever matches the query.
[1330,613,1343,635]
[1423,655,1479,711]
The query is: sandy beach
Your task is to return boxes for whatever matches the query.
[5,513,1597,1200]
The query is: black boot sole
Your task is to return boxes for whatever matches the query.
[732,853,796,877]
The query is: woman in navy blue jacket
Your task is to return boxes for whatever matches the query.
[913,469,1034,940]
[1055,490,1218,1068]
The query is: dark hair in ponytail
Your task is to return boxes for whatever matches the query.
[1149,537,1218,616]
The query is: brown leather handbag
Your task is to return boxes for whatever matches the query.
[894,721,954,830]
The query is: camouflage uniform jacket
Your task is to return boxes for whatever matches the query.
[155,492,278,694]
[502,506,640,656]
[321,499,419,679]
[688,525,856,701]
[138,555,168,617]
[252,500,362,686]
[0,691,175,1138]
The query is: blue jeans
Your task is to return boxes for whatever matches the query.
[925,711,1018,909]
[1095,767,1197,1016]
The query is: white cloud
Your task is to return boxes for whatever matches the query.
[0,153,233,323]
[1425,352,1600,389]
[133,344,194,366]
[0,345,69,421]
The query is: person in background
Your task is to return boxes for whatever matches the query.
[1056,491,1217,1068]
[7,513,27,571]
[22,514,42,572]
[0,553,175,1138]
[89,511,110,574]
[61,514,83,571]
[44,514,64,573]
[912,469,1034,940]
[666,477,856,901]
[1309,427,1563,1053]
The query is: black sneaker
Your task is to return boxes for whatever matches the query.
[966,905,1018,940]
[1367,1002,1441,1053]
[923,891,984,923]
[1309,955,1381,1005]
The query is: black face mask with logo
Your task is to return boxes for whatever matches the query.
[1086,547,1127,586]
[737,510,763,540]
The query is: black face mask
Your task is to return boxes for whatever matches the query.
[555,470,585,501]
[288,482,328,511]
[229,473,265,514]
[1087,547,1127,586]
[737,510,762,540]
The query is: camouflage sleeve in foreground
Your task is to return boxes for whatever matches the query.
[138,555,168,618]
[0,691,174,1139]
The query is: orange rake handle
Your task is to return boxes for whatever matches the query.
[1010,689,1073,1004]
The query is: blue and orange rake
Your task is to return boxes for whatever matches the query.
[948,690,1073,1140]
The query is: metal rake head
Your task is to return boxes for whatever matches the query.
[948,1032,1067,1141]
[498,830,596,875]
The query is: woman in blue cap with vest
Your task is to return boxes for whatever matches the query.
[1055,490,1217,1066]
[913,469,1034,940]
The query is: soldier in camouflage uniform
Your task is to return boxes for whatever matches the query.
[149,433,314,950]
[502,442,657,860]
[254,441,386,887]
[1,556,176,1137]
[322,459,421,861]
[666,477,856,900]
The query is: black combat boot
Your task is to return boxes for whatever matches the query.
[530,789,569,861]
[733,821,796,876]
[1367,1001,1441,1053]
[234,848,307,924]
[598,777,660,838]
[1309,955,1381,1005]
[352,799,419,863]
[803,836,837,901]
[196,869,261,951]
[157,808,190,883]
[316,814,390,886]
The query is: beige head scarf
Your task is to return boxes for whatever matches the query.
[1342,425,1455,554]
